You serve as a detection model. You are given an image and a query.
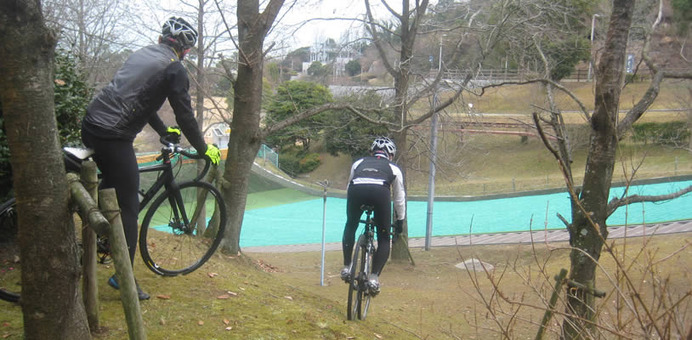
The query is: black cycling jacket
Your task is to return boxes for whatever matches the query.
[83,43,206,153]
[347,154,406,220]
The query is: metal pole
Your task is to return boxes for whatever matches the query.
[425,41,443,251]
[318,180,329,286]
[587,14,601,81]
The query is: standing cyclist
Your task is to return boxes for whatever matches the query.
[81,17,220,300]
[341,137,406,294]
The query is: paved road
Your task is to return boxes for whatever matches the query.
[243,219,692,253]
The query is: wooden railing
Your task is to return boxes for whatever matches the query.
[69,161,146,339]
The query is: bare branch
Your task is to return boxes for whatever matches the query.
[607,185,692,216]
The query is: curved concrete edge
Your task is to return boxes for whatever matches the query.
[250,161,692,202]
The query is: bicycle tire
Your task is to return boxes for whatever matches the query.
[0,198,20,303]
[360,241,374,320]
[139,181,227,276]
[347,234,364,320]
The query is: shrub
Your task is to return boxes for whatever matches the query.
[631,121,691,146]
[277,146,322,177]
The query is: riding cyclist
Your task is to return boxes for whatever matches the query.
[81,17,220,300]
[341,137,406,294]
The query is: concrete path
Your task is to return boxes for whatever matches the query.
[243,219,692,253]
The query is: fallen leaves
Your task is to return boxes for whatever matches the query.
[255,259,280,273]
[223,318,233,331]
[217,291,239,299]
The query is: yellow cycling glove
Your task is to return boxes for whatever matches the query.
[164,126,181,143]
[205,144,221,165]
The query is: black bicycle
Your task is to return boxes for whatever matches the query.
[0,138,227,301]
[346,205,382,321]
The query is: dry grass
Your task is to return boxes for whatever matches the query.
[251,233,691,339]
[2,232,686,339]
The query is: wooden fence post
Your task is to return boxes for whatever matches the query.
[99,189,147,340]
[80,161,99,330]
[535,268,568,340]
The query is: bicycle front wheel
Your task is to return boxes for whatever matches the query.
[347,234,364,320]
[139,181,227,276]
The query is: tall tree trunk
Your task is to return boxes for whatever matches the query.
[389,59,411,260]
[0,1,91,339]
[389,129,410,260]
[688,88,692,151]
[219,0,284,254]
[562,1,634,338]
[384,0,428,262]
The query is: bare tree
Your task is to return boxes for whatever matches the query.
[152,0,237,131]
[519,0,692,337]
[358,0,517,260]
[217,0,286,254]
[43,0,134,85]
[0,1,91,338]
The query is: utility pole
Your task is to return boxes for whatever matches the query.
[425,37,444,251]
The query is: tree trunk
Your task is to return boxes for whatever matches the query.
[388,0,423,262]
[219,0,284,254]
[0,1,91,339]
[562,1,634,338]
[389,129,410,261]
[688,88,692,151]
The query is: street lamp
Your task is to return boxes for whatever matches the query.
[425,37,444,251]
[587,13,602,81]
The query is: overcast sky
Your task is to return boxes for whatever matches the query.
[141,0,417,54]
[279,0,371,48]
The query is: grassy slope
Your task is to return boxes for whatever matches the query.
[3,234,687,339]
[0,252,412,339]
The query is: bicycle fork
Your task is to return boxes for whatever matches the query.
[164,182,192,235]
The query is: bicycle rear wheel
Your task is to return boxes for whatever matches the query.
[0,198,20,303]
[347,234,364,320]
[139,181,227,276]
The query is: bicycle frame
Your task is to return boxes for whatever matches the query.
[136,157,177,211]
[136,146,211,236]
[64,141,211,238]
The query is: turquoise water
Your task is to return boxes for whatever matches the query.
[239,180,692,247]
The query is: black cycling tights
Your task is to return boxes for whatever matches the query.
[342,184,391,276]
[82,130,140,264]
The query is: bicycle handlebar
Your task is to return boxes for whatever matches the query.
[158,137,211,182]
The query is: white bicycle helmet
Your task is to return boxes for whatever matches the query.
[162,17,198,50]
[370,137,396,157]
